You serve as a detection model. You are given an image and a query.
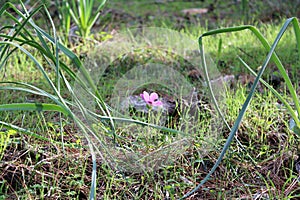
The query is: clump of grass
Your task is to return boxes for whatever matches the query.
[55,0,107,42]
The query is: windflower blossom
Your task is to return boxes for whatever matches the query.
[140,91,163,106]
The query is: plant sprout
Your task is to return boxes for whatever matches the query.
[67,0,107,39]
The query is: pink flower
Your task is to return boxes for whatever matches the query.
[140,91,163,106]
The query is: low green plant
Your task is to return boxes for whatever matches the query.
[65,0,107,39]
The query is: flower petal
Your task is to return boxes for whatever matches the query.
[149,92,159,101]
[153,100,163,106]
[141,91,150,101]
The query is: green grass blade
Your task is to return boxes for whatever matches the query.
[79,0,86,30]
[87,0,107,31]
[0,103,70,116]
[270,17,300,120]
[0,84,56,100]
[292,18,300,60]
[39,5,61,91]
[95,0,107,13]
[201,45,231,131]
[90,151,97,200]
[0,81,71,107]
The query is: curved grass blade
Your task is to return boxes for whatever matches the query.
[87,0,107,33]
[0,103,70,116]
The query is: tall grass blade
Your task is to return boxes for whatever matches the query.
[0,103,70,116]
